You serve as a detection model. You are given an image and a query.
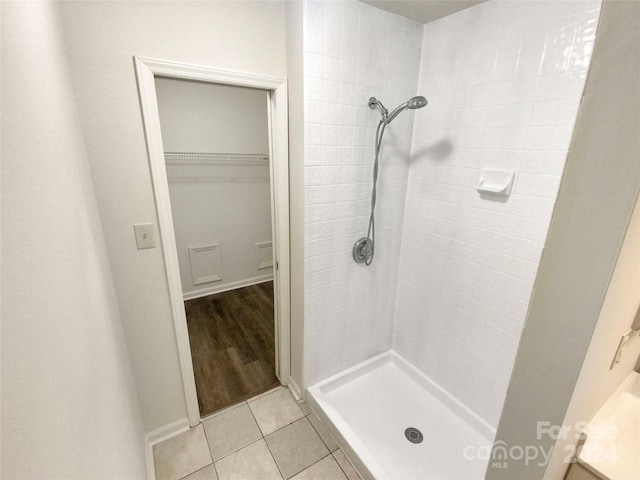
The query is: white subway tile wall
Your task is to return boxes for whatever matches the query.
[394,0,601,427]
[303,0,422,386]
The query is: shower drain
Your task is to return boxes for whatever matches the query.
[404,427,423,444]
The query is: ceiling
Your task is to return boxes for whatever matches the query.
[360,0,487,24]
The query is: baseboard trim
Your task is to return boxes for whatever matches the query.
[182,274,273,301]
[146,439,156,480]
[288,377,303,401]
[146,417,191,446]
[146,417,191,479]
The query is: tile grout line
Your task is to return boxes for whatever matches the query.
[202,404,261,464]
[215,437,280,478]
[166,424,214,480]
[332,450,359,480]
[290,452,335,479]
[204,394,306,466]
[201,382,283,426]
[211,459,220,480]
[306,412,338,453]
[205,416,222,479]
[264,415,307,437]
[176,462,211,480]
[266,419,332,480]
[246,403,286,480]
[247,391,306,437]
[199,419,219,480]
[247,389,329,479]
[181,388,313,479]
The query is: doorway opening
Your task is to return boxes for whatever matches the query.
[135,57,291,426]
[154,78,278,416]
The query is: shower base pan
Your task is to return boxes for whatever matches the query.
[307,351,495,479]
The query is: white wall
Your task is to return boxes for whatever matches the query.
[167,178,273,297]
[58,1,287,433]
[155,78,269,154]
[394,0,601,428]
[488,0,640,476]
[546,193,640,478]
[1,2,147,478]
[302,0,423,386]
[155,79,273,298]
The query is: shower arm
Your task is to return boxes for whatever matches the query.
[368,98,388,121]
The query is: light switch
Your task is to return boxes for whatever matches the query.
[134,223,155,249]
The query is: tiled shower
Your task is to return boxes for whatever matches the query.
[303,0,422,386]
[396,0,600,427]
[302,0,601,436]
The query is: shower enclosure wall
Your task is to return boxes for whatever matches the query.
[301,0,602,477]
[303,0,421,387]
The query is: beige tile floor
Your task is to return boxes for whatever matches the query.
[153,386,362,480]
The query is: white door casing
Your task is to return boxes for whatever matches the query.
[134,57,291,426]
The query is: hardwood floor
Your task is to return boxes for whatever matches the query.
[185,281,279,417]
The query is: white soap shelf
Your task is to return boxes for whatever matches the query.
[476,169,515,197]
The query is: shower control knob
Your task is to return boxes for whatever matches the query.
[353,237,373,264]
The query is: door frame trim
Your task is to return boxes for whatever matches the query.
[134,56,291,426]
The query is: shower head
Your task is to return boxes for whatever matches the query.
[407,96,428,109]
[385,96,428,123]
